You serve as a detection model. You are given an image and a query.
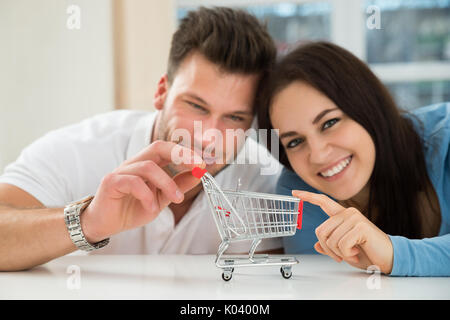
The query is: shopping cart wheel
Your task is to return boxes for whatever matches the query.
[280,266,292,279]
[222,271,233,281]
[222,266,234,281]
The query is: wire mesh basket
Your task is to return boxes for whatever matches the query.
[192,167,303,281]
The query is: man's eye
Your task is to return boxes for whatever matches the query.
[188,102,207,112]
[228,115,245,122]
[286,137,304,149]
[322,118,340,130]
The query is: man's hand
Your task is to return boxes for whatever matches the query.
[292,190,394,274]
[81,141,205,243]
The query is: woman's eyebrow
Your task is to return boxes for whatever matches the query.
[312,108,338,124]
[278,107,339,140]
[279,131,299,140]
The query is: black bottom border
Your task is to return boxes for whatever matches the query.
[1,299,448,318]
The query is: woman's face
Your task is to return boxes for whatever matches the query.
[270,81,376,201]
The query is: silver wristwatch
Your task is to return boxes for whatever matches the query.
[64,195,110,251]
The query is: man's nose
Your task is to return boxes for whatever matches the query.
[195,116,223,153]
[201,116,222,133]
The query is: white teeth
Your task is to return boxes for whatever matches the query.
[320,156,351,178]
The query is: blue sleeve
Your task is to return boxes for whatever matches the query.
[276,167,328,254]
[390,102,450,277]
[389,234,450,276]
[276,104,450,275]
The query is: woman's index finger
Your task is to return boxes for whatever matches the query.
[291,190,343,216]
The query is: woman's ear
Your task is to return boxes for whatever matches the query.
[153,74,169,110]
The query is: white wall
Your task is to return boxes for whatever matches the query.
[114,0,176,110]
[0,0,115,172]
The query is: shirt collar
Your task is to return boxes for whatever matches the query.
[126,111,158,160]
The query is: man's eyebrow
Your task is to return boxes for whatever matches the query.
[184,93,252,116]
[312,108,338,124]
[184,92,209,106]
[229,110,253,116]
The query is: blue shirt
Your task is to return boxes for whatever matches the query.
[277,102,450,276]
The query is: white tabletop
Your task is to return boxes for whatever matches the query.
[1,254,449,300]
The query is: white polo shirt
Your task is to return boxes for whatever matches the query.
[0,110,283,254]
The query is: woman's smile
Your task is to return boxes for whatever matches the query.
[317,154,353,181]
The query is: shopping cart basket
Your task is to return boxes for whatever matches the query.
[192,167,303,281]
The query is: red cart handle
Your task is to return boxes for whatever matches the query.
[192,167,207,179]
[297,200,303,230]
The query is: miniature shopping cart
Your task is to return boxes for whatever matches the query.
[192,167,303,281]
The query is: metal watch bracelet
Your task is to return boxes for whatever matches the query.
[64,195,109,252]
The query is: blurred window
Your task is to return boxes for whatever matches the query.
[366,0,450,63]
[176,0,450,109]
[387,80,450,110]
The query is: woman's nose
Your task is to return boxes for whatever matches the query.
[308,138,332,165]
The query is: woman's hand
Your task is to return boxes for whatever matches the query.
[292,190,394,274]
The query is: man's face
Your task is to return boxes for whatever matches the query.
[153,52,259,177]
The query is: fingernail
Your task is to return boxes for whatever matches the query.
[176,190,184,201]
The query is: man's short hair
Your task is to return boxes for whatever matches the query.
[167,6,276,83]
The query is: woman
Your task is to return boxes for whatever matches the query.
[257,41,449,276]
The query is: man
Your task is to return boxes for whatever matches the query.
[0,7,280,271]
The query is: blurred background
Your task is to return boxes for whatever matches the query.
[1,0,449,172]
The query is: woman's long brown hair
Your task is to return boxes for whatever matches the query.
[257,41,439,239]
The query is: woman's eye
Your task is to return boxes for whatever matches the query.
[286,138,304,149]
[322,118,340,130]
